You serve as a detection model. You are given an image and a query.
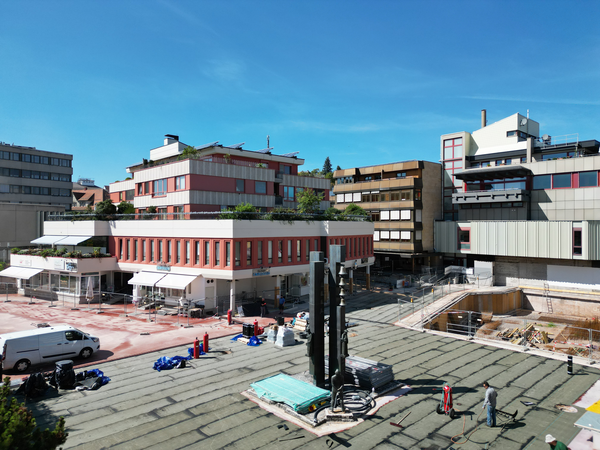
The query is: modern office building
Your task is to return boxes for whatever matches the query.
[109,135,330,214]
[436,110,600,288]
[6,135,372,312]
[0,141,73,261]
[333,161,442,272]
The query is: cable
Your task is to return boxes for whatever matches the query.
[450,408,484,445]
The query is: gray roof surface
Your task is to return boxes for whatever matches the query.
[27,290,599,449]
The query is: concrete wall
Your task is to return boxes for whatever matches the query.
[522,288,600,318]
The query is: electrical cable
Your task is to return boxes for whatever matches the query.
[312,387,376,424]
[450,408,513,446]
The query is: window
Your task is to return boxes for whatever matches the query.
[268,241,273,264]
[235,242,241,266]
[142,240,146,261]
[158,240,163,261]
[579,171,598,188]
[507,131,517,137]
[396,172,406,178]
[400,190,411,201]
[61,159,70,167]
[138,184,143,195]
[226,242,231,266]
[255,181,266,194]
[204,241,210,265]
[505,158,512,165]
[186,241,190,264]
[553,173,571,189]
[119,239,123,259]
[297,240,301,262]
[11,153,20,161]
[31,171,40,179]
[236,179,244,192]
[158,208,167,220]
[195,241,200,265]
[284,186,294,201]
[175,176,185,190]
[573,228,582,255]
[306,240,310,261]
[51,158,59,166]
[533,175,551,190]
[458,228,470,250]
[283,165,291,175]
[153,178,167,195]
[176,241,181,263]
[174,206,184,220]
[246,241,253,266]
[22,186,31,194]
[41,156,49,164]
[287,240,292,262]
[278,240,282,263]
[32,155,39,163]
[257,241,263,265]
[520,156,527,163]
[215,241,220,265]
[9,169,19,177]
[314,239,318,251]
[22,154,30,162]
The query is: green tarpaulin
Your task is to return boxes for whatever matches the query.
[251,373,330,414]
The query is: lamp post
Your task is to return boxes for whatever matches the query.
[332,265,348,413]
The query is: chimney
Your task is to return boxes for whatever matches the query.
[164,134,179,145]
[481,109,487,128]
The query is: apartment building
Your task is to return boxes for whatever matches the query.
[109,135,330,214]
[333,161,442,272]
[0,141,73,260]
[72,178,109,211]
[436,110,600,288]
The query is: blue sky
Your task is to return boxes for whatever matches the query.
[1,1,599,187]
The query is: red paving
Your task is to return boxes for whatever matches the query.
[0,294,291,381]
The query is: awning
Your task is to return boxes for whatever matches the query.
[127,272,166,287]
[0,267,44,279]
[30,235,66,245]
[455,165,532,182]
[155,274,197,290]
[56,236,92,246]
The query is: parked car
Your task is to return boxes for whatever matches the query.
[0,325,100,373]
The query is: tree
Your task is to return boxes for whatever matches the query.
[343,203,369,220]
[335,165,341,171]
[179,145,198,160]
[296,188,324,215]
[322,157,332,175]
[117,201,135,215]
[0,377,68,449]
[94,199,116,220]
[219,202,259,220]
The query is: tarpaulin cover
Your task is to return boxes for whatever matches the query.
[250,373,330,414]
[231,334,261,346]
[85,369,111,387]
[186,346,207,358]
[153,355,192,371]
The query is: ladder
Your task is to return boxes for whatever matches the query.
[544,282,553,313]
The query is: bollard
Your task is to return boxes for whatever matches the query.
[193,337,200,359]
[203,332,209,353]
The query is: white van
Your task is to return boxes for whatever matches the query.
[0,325,100,373]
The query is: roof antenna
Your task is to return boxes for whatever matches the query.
[267,135,270,148]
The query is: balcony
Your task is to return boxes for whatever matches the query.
[452,188,529,205]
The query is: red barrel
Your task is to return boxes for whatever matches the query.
[203,332,209,353]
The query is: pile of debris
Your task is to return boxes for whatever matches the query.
[497,323,550,347]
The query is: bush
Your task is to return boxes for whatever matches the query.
[0,377,68,449]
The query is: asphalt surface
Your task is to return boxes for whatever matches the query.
[7,289,600,449]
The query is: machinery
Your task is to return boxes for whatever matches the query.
[436,382,456,419]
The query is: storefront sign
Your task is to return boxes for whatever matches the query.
[157,262,171,272]
[252,268,270,277]
[65,262,78,272]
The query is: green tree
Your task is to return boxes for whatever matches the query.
[343,203,369,220]
[117,201,135,215]
[179,145,198,160]
[219,202,259,220]
[322,157,332,175]
[0,377,68,449]
[94,199,116,220]
[296,188,324,215]
[335,165,341,171]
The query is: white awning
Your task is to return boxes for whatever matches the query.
[0,267,44,279]
[30,235,65,245]
[56,236,92,245]
[127,272,166,287]
[155,274,197,290]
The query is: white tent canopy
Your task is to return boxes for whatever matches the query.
[0,267,44,279]
[30,235,91,246]
[30,236,65,245]
[128,272,166,287]
[155,274,197,290]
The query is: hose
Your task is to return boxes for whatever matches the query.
[312,387,376,424]
[450,408,485,445]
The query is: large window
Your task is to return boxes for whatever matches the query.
[236,179,244,192]
[533,175,551,190]
[579,171,598,188]
[153,178,167,196]
[175,176,185,190]
[255,181,267,194]
[553,173,571,189]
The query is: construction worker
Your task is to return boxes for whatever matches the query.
[545,434,570,450]
[482,381,497,427]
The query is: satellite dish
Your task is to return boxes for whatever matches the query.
[520,119,528,126]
